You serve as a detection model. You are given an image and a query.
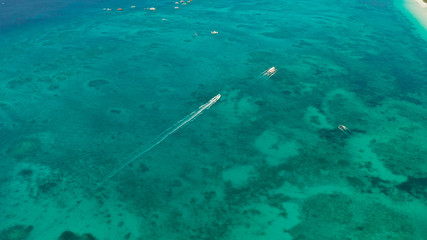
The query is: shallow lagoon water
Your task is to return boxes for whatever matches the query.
[1,0,427,239]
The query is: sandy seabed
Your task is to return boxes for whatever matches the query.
[1,0,427,239]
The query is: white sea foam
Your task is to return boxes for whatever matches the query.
[95,94,221,189]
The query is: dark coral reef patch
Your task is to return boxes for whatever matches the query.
[0,224,33,240]
[57,230,97,240]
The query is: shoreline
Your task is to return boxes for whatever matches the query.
[414,0,427,8]
[400,0,427,38]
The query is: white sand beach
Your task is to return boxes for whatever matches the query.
[403,0,427,31]
[414,0,427,7]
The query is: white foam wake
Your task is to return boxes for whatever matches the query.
[95,94,221,189]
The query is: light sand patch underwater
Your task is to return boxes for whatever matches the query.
[254,129,300,166]
[222,165,256,188]
[1,0,427,239]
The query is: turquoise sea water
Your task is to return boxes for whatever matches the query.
[1,0,427,239]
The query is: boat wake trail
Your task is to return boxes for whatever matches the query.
[95,94,221,189]
[91,66,277,189]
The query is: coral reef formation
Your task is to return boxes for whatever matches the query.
[0,225,33,240]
